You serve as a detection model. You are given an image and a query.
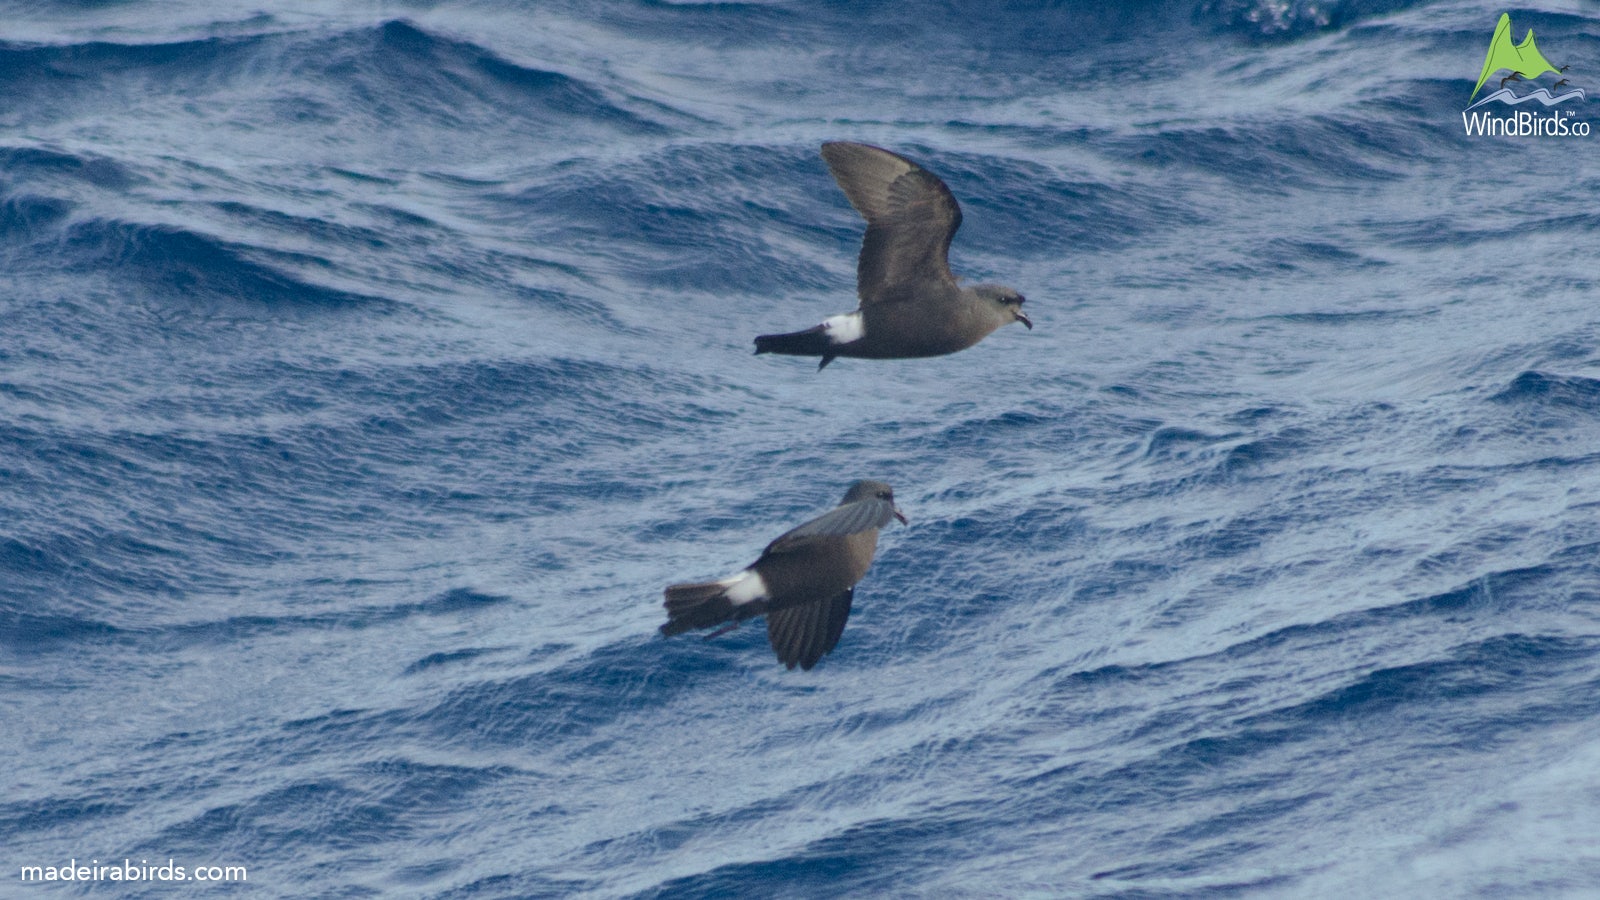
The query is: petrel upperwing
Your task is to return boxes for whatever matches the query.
[820,141,962,308]
[763,498,895,555]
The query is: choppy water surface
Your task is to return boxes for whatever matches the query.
[4,1,1600,896]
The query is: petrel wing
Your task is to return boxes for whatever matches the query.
[767,588,854,670]
[763,498,895,555]
[820,142,962,308]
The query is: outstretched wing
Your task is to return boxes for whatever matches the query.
[763,497,896,556]
[820,142,962,307]
[766,588,854,670]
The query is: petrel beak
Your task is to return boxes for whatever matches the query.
[1015,310,1033,330]
[893,506,908,525]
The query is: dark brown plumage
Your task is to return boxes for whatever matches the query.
[661,480,906,670]
[754,142,1030,370]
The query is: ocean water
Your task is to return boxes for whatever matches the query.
[4,0,1600,895]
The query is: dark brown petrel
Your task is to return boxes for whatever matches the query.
[661,480,906,670]
[754,142,1030,370]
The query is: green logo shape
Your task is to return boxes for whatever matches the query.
[1472,13,1563,100]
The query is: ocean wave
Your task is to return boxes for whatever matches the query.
[0,20,685,136]
[412,640,718,748]
[0,146,137,190]
[1491,371,1600,413]
[1108,112,1423,190]
[0,194,72,242]
[149,589,514,650]
[502,142,843,293]
[53,219,392,310]
[1195,0,1420,38]
[352,20,678,133]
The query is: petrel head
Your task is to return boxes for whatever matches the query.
[973,284,1032,330]
[843,479,909,525]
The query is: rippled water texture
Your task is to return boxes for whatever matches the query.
[4,1,1600,896]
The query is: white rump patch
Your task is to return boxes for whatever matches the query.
[717,570,769,605]
[820,312,865,345]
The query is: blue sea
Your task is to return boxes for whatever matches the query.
[5,1,1600,896]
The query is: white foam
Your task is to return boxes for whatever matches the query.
[820,312,864,345]
[717,570,768,605]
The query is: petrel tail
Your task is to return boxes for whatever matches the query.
[661,581,740,637]
[754,326,837,370]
